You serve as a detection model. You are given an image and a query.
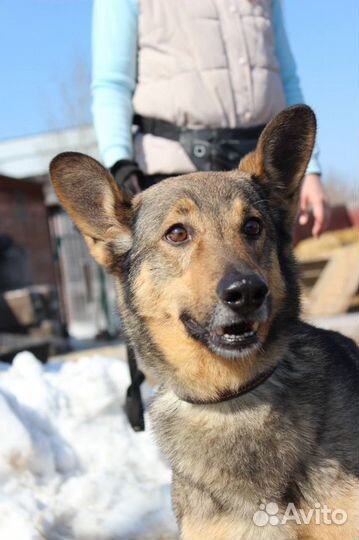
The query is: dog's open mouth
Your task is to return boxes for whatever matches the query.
[181,314,260,359]
[213,321,259,344]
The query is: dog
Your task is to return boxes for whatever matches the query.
[50,105,359,540]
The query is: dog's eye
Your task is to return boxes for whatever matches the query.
[165,224,190,245]
[242,218,262,237]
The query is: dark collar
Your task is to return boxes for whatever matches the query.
[180,363,279,405]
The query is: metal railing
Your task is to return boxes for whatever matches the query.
[50,211,120,339]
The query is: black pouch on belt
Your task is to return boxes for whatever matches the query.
[179,129,263,171]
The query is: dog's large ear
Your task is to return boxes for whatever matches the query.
[50,152,133,269]
[239,105,316,227]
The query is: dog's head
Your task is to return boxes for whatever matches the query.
[50,106,316,401]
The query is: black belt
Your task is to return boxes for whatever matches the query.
[134,115,265,171]
[134,115,264,143]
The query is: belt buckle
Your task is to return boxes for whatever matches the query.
[193,142,207,158]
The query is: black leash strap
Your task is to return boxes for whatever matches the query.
[125,345,145,431]
[110,165,146,432]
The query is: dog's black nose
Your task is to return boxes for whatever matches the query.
[217,272,268,313]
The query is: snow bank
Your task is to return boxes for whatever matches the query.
[0,352,176,539]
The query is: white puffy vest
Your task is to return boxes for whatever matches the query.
[133,0,286,175]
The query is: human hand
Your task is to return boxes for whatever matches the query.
[298,174,330,237]
[123,173,142,195]
[111,160,143,196]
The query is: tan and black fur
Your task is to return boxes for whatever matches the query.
[50,106,359,539]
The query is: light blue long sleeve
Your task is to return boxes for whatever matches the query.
[92,0,138,167]
[273,0,321,174]
[92,0,321,174]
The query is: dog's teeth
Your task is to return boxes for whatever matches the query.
[218,322,259,343]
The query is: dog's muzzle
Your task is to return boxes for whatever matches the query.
[181,270,270,360]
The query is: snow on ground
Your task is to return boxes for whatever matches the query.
[0,352,177,540]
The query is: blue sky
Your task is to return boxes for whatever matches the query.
[0,0,358,186]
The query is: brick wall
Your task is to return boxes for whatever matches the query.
[0,176,56,288]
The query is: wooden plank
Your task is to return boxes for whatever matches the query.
[307,314,359,344]
[305,244,359,316]
[295,226,359,263]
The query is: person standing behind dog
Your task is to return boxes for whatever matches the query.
[92,0,329,237]
[92,1,330,432]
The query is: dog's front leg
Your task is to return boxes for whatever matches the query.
[173,475,298,540]
[172,474,237,540]
[180,515,299,540]
[180,515,238,540]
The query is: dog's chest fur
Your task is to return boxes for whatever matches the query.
[150,332,359,526]
[151,373,314,516]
